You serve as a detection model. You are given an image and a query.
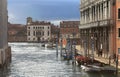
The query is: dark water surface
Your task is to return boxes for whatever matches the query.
[0,43,119,77]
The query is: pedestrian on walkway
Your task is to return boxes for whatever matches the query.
[113,53,116,63]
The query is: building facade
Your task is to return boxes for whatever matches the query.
[79,0,120,62]
[60,21,80,46]
[0,0,11,67]
[51,25,60,43]
[60,21,80,38]
[27,17,51,42]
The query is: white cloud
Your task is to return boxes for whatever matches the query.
[51,20,61,26]
[8,13,16,23]
[50,18,80,26]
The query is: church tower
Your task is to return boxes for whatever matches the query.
[26,17,32,25]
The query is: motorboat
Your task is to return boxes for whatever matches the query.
[100,65,116,72]
[45,43,53,48]
[81,65,101,72]
[41,43,45,47]
[81,64,116,73]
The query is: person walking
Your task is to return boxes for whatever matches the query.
[113,53,116,63]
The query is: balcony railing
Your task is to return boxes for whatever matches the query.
[79,19,114,29]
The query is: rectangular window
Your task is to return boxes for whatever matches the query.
[34,31,35,36]
[48,31,49,36]
[118,28,120,37]
[43,32,44,36]
[118,8,120,19]
[118,48,120,54]
[28,31,30,36]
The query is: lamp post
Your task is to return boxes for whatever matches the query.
[72,32,76,65]
[56,30,59,57]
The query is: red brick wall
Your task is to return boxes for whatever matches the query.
[60,21,80,38]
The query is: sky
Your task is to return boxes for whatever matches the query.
[8,0,80,25]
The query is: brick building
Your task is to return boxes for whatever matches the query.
[51,25,60,43]
[8,23,27,42]
[60,21,80,46]
[79,0,120,63]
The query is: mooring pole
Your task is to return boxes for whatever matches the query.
[116,55,118,74]
[56,31,59,57]
[60,38,63,57]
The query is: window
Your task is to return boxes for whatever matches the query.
[34,31,36,36]
[40,32,41,35]
[48,27,49,29]
[118,48,120,54]
[118,8,120,19]
[118,28,120,37]
[43,32,44,36]
[28,31,30,36]
[48,31,49,36]
[33,38,35,40]
[28,27,30,29]
[33,27,35,29]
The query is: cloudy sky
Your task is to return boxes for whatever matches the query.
[8,0,80,25]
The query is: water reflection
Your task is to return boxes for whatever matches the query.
[0,43,119,77]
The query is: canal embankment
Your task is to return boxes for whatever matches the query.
[75,45,120,73]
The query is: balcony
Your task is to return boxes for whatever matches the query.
[79,19,114,29]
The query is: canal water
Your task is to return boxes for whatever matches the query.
[0,43,119,77]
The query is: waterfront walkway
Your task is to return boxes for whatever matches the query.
[75,45,120,72]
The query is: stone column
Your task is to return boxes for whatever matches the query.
[108,0,111,19]
[98,4,100,21]
[90,7,92,22]
[100,3,102,20]
[102,2,105,20]
[104,1,107,19]
[95,5,97,21]
[85,11,87,24]
[81,11,83,24]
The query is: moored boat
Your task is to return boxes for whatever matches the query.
[81,65,101,72]
[41,43,45,47]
